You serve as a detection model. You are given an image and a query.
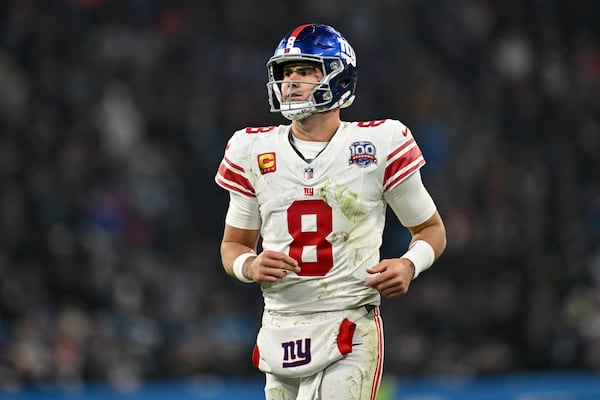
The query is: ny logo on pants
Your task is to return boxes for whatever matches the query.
[281,338,312,368]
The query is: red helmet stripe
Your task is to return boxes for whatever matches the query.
[290,24,312,39]
[285,24,312,49]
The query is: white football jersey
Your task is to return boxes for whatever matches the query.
[215,119,426,312]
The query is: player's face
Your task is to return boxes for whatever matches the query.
[280,62,323,103]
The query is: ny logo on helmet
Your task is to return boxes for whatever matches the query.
[338,37,356,67]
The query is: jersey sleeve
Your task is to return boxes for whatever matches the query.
[214,130,256,197]
[225,192,261,230]
[384,170,436,227]
[382,121,426,192]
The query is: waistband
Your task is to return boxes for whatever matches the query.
[262,304,377,327]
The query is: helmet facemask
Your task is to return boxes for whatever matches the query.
[267,58,348,120]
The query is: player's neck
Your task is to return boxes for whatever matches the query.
[290,110,340,142]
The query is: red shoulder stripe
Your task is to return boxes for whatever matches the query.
[215,159,255,196]
[383,139,425,191]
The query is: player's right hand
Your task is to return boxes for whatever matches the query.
[246,250,300,283]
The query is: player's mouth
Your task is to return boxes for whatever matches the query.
[284,91,306,103]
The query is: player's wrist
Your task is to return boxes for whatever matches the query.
[401,240,434,279]
[405,259,416,279]
[233,252,256,283]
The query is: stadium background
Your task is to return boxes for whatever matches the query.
[0,0,599,398]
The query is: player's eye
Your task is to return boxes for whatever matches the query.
[283,66,316,78]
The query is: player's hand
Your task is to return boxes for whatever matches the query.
[364,258,415,298]
[245,250,300,283]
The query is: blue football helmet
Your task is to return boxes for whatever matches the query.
[266,24,358,120]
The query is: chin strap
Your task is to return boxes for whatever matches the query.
[281,92,355,120]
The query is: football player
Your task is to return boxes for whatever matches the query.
[216,23,446,400]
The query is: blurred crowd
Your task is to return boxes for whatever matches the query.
[0,0,599,391]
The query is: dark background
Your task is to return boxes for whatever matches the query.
[0,0,599,389]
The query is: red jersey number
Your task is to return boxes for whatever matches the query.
[287,200,333,276]
[245,126,275,134]
[357,120,386,128]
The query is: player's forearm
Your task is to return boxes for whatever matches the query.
[401,211,446,279]
[408,210,447,260]
[220,241,256,277]
[220,225,261,277]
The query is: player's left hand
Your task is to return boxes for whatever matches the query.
[364,258,415,298]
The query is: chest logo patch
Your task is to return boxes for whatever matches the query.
[258,152,276,174]
[349,141,377,167]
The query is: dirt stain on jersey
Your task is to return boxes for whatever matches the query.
[317,180,365,222]
[330,231,350,243]
[265,387,294,400]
